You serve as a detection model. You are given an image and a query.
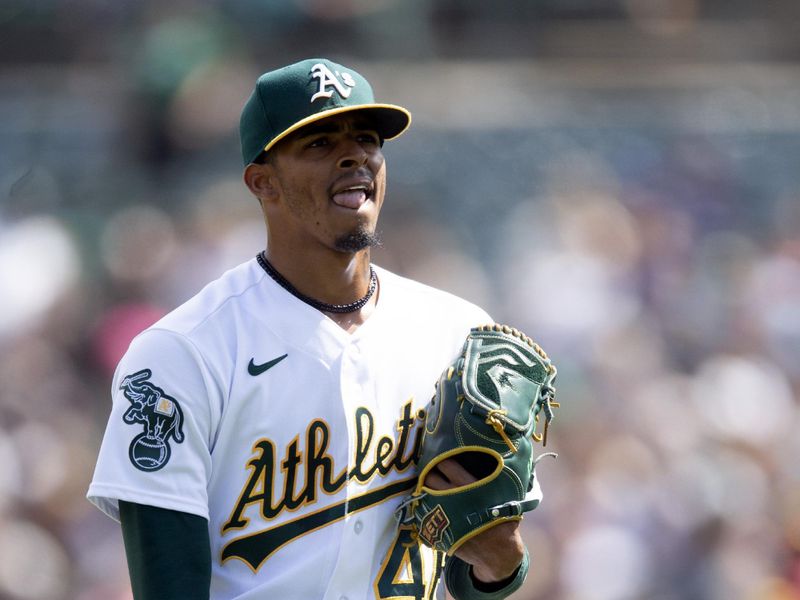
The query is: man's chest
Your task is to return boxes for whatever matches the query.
[201,337,446,588]
[207,337,447,537]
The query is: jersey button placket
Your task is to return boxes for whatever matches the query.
[323,341,370,600]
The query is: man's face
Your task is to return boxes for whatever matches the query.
[264,112,387,254]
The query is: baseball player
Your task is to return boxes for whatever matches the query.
[88,58,530,599]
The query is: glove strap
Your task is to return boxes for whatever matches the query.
[485,499,538,519]
[483,452,558,520]
[485,486,541,519]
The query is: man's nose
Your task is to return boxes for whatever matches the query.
[337,139,369,169]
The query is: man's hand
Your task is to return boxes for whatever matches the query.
[424,459,525,583]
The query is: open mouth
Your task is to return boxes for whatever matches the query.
[331,183,374,209]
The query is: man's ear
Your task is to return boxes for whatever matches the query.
[243,163,279,203]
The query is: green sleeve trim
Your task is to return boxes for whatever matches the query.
[443,548,529,600]
[119,500,211,600]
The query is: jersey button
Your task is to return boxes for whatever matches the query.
[354,519,363,534]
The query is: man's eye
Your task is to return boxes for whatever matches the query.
[358,133,380,145]
[308,137,328,148]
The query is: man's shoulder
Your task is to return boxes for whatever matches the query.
[149,258,263,337]
[376,266,491,322]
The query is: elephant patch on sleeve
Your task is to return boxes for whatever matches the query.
[119,369,185,472]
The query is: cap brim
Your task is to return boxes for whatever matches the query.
[261,103,412,157]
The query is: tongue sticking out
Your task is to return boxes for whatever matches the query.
[332,189,368,209]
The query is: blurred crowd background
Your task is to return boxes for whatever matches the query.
[2,1,800,599]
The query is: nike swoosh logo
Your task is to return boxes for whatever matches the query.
[248,354,288,376]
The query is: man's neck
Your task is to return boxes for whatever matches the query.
[264,248,377,332]
[323,292,378,332]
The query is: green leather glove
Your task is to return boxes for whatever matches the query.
[397,324,559,554]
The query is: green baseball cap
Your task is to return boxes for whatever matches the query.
[239,58,412,165]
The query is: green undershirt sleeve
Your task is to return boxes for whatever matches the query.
[444,548,530,600]
[119,500,212,600]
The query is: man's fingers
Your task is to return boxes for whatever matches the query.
[423,467,450,490]
[423,457,477,490]
[436,457,476,486]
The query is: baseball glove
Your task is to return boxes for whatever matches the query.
[397,324,559,555]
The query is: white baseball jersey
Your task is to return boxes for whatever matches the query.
[88,257,491,600]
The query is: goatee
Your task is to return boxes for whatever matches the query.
[334,229,382,253]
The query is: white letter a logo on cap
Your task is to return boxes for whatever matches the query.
[310,63,356,103]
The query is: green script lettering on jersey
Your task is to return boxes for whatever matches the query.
[221,400,425,569]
